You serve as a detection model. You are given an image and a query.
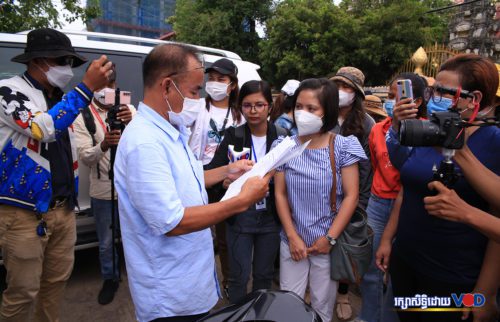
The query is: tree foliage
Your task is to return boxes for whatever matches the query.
[259,0,451,86]
[171,0,272,62]
[0,0,100,33]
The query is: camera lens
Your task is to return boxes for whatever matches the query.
[399,119,441,147]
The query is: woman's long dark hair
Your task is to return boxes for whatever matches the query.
[206,72,241,123]
[270,92,295,122]
[341,93,366,142]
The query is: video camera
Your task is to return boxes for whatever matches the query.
[398,103,498,188]
[399,109,464,150]
[105,88,131,132]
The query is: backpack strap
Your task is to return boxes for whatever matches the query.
[329,132,337,212]
[275,125,289,137]
[81,106,101,179]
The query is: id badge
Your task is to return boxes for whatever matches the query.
[255,198,266,210]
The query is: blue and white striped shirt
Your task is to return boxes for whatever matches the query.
[277,135,366,247]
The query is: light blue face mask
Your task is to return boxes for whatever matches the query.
[427,96,453,115]
[383,99,395,117]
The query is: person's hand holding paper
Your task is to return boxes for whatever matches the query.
[222,137,310,201]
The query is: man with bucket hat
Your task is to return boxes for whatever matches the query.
[0,28,112,321]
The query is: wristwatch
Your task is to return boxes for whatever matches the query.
[325,234,337,246]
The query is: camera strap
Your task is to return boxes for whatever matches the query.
[90,103,108,133]
[87,102,110,179]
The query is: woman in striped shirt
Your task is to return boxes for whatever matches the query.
[274,78,366,322]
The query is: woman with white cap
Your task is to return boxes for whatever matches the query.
[271,79,300,136]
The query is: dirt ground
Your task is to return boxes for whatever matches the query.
[56,248,360,321]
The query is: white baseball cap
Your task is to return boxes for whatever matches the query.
[281,79,300,96]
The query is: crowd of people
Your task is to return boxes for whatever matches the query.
[0,28,498,322]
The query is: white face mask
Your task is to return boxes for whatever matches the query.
[166,81,200,128]
[294,110,323,136]
[339,90,355,108]
[94,87,114,106]
[42,61,73,89]
[180,97,200,127]
[205,81,230,101]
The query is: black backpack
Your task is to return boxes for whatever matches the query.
[81,107,102,179]
[234,124,288,152]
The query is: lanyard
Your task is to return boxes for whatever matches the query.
[209,106,231,139]
[90,103,107,133]
[251,139,257,163]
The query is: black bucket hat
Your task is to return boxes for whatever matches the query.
[205,58,238,76]
[11,28,87,67]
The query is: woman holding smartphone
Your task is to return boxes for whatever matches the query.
[359,72,426,322]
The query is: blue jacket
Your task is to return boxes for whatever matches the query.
[0,74,92,214]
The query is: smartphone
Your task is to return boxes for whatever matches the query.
[104,90,131,105]
[396,79,413,102]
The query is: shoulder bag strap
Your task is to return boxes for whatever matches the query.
[82,106,102,179]
[329,132,337,212]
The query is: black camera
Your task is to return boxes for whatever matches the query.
[106,88,126,132]
[399,110,465,149]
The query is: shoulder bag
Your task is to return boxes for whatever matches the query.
[328,133,374,284]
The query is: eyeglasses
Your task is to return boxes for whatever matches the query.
[424,85,474,104]
[241,102,268,111]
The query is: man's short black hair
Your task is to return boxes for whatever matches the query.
[143,43,201,89]
[293,78,339,133]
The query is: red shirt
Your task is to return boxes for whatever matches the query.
[368,117,401,199]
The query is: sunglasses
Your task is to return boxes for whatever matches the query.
[53,56,74,67]
[424,86,474,104]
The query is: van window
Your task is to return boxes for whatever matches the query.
[0,43,145,107]
[67,49,145,107]
[0,44,26,80]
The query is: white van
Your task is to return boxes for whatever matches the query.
[0,30,262,251]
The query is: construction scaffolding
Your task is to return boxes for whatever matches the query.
[88,0,175,39]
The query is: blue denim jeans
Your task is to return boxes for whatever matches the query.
[359,194,400,322]
[225,210,280,304]
[91,198,119,280]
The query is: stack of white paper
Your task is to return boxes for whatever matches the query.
[221,137,309,201]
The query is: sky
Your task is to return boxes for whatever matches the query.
[59,0,87,31]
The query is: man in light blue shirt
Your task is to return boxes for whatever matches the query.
[114,44,271,322]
